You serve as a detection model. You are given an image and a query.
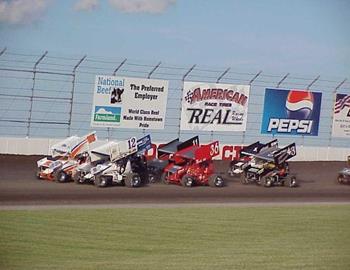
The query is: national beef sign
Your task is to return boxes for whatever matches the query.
[180,82,250,132]
[91,75,168,129]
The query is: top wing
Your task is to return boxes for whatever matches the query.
[51,132,97,158]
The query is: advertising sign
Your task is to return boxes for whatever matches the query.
[261,88,322,136]
[91,75,168,129]
[332,93,350,138]
[180,81,250,131]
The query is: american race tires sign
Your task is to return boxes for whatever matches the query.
[180,82,250,132]
[91,75,168,129]
[261,88,322,136]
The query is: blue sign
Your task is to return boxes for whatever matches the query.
[261,88,322,136]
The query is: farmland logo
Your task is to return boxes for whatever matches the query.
[94,106,121,123]
[261,89,322,136]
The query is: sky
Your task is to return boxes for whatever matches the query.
[0,0,349,78]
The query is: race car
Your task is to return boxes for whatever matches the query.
[36,132,97,182]
[337,156,350,184]
[146,136,199,183]
[78,135,151,188]
[160,139,224,187]
[228,139,278,177]
[231,140,297,188]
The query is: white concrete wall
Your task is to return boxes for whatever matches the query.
[0,137,349,161]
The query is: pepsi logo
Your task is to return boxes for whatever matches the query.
[286,90,314,119]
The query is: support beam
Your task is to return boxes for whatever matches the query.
[216,67,230,83]
[334,78,347,92]
[0,47,6,57]
[68,55,86,136]
[182,64,196,81]
[178,64,196,137]
[306,75,320,90]
[249,70,262,85]
[148,62,161,79]
[27,51,48,137]
[276,73,290,88]
[113,58,127,76]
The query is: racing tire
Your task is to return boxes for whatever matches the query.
[94,174,109,188]
[36,167,42,180]
[337,174,345,184]
[261,176,272,187]
[240,173,249,185]
[73,171,85,184]
[125,172,142,188]
[287,176,297,188]
[161,172,170,185]
[208,175,225,188]
[148,173,157,184]
[181,174,194,187]
[54,170,69,183]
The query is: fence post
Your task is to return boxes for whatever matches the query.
[244,70,262,144]
[327,78,347,159]
[178,64,196,138]
[106,59,128,140]
[68,55,86,136]
[216,67,230,83]
[276,73,290,88]
[27,51,47,137]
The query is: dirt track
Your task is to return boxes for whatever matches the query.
[0,155,349,206]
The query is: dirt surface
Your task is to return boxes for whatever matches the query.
[0,155,349,207]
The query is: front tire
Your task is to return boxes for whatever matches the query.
[261,176,273,187]
[161,172,170,185]
[73,171,85,184]
[54,170,69,183]
[125,172,141,188]
[337,174,345,184]
[208,175,225,188]
[94,174,109,188]
[240,173,249,185]
[181,174,194,187]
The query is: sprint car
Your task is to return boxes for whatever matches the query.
[160,138,224,187]
[75,135,151,188]
[146,136,200,183]
[231,140,297,188]
[337,156,350,184]
[36,132,97,182]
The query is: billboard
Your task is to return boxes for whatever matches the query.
[180,81,250,132]
[261,88,322,136]
[332,93,350,138]
[91,75,168,129]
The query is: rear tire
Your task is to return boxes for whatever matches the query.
[125,172,141,188]
[208,175,225,188]
[287,175,297,187]
[54,170,68,183]
[181,174,194,187]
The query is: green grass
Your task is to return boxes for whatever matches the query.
[0,205,349,270]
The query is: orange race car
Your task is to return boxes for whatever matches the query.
[36,132,97,182]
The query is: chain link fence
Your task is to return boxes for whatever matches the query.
[0,48,349,148]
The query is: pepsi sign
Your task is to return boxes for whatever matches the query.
[261,89,322,136]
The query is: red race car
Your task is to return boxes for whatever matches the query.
[161,140,224,187]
